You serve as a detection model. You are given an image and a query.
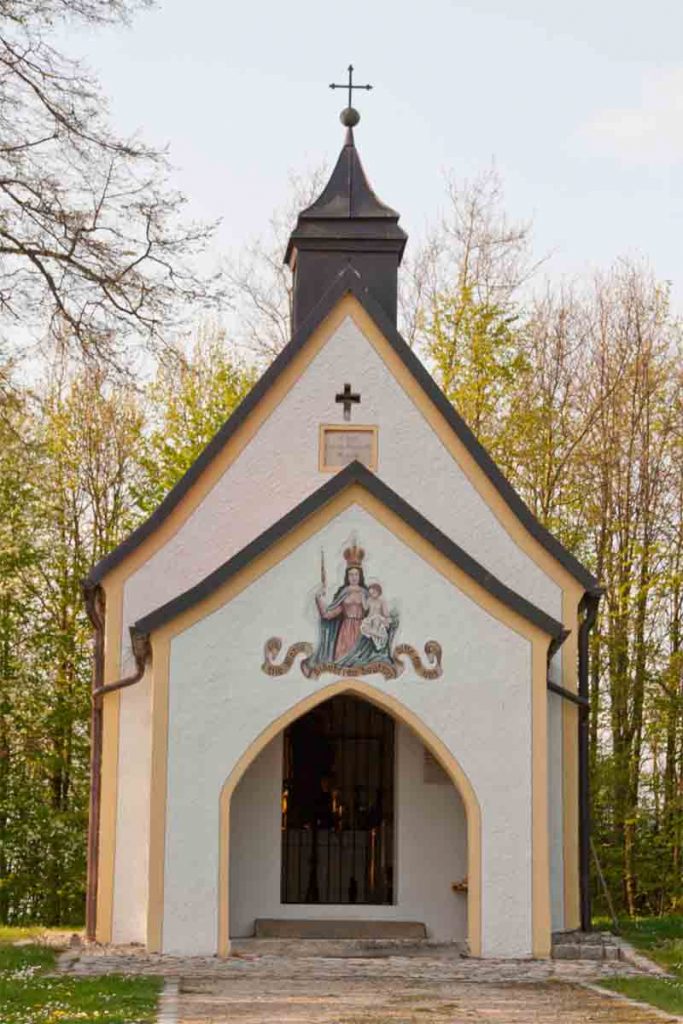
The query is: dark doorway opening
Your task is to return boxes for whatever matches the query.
[281,694,395,905]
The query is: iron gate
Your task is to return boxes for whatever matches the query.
[281,694,395,905]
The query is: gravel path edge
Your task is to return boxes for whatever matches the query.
[577,979,683,1023]
[157,977,180,1024]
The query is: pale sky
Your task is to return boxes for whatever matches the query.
[62,0,683,309]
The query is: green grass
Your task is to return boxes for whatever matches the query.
[603,976,683,1016]
[0,939,161,1024]
[0,927,81,945]
[597,914,683,1016]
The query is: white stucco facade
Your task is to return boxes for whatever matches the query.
[121,314,562,641]
[97,290,589,956]
[160,506,534,957]
[109,312,565,944]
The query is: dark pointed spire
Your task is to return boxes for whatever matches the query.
[297,126,400,221]
[285,122,407,332]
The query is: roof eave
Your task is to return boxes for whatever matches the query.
[87,265,598,594]
[133,460,567,643]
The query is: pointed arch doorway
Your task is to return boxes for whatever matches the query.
[281,694,395,907]
[220,681,481,953]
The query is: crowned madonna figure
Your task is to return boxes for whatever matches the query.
[301,543,399,677]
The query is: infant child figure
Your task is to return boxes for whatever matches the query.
[360,582,392,651]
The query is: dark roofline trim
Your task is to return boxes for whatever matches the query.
[348,284,598,593]
[86,266,364,585]
[88,265,598,592]
[133,460,566,643]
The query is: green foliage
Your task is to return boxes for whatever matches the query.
[0,370,145,925]
[599,915,683,1014]
[426,283,528,458]
[0,943,161,1024]
[136,327,256,513]
[0,943,55,972]
[618,915,683,971]
[0,329,256,926]
[602,976,683,1015]
[423,263,683,917]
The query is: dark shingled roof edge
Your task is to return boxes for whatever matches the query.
[87,265,599,593]
[133,460,566,642]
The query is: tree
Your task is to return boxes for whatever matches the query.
[0,365,145,923]
[222,165,328,360]
[425,281,527,460]
[578,266,683,914]
[136,325,256,512]
[0,0,219,368]
[400,166,540,350]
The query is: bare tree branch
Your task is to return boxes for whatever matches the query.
[0,0,222,370]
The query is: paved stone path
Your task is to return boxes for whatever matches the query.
[60,947,677,1023]
[177,974,669,1023]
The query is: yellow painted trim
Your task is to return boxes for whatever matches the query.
[217,681,483,956]
[145,476,554,956]
[95,581,124,944]
[318,423,379,472]
[156,484,548,648]
[94,294,589,603]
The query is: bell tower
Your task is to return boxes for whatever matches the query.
[285,68,407,332]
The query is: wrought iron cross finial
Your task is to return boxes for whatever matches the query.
[329,64,372,110]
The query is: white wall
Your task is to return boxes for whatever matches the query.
[122,314,561,640]
[112,310,560,946]
[111,667,152,943]
[161,505,535,957]
[230,725,467,942]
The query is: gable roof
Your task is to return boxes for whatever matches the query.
[87,266,598,593]
[132,460,567,642]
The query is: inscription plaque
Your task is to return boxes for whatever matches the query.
[320,425,377,471]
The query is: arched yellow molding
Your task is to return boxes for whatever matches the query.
[217,680,482,958]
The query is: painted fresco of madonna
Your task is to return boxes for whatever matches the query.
[261,539,443,681]
[301,543,398,677]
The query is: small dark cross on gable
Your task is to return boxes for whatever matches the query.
[336,383,361,421]
[329,64,372,111]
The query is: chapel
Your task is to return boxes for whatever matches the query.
[83,91,601,959]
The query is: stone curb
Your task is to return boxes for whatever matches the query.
[55,949,80,971]
[157,977,180,1024]
[618,940,672,977]
[577,980,683,1023]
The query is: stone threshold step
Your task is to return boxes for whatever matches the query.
[254,919,427,940]
[230,937,464,959]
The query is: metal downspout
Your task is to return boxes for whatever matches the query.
[82,583,151,942]
[579,591,601,932]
